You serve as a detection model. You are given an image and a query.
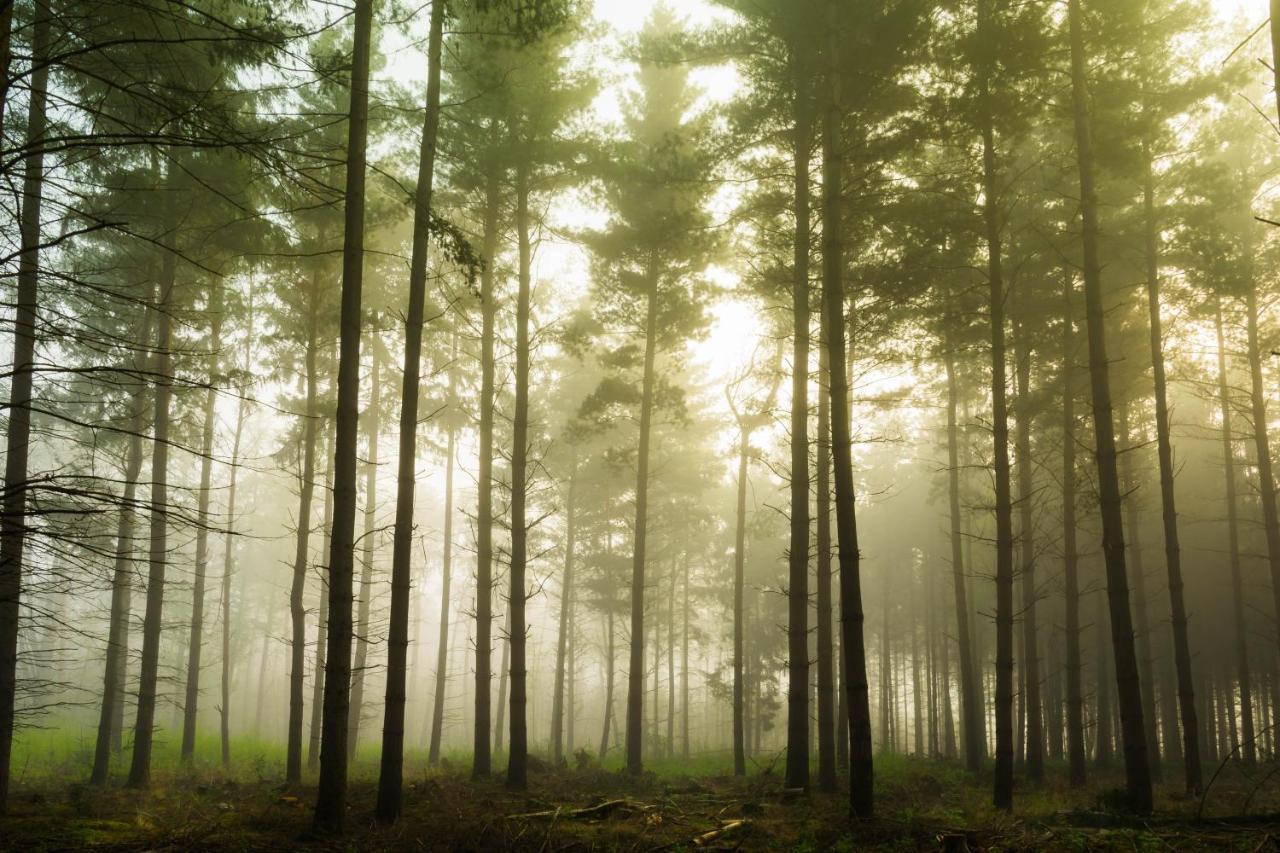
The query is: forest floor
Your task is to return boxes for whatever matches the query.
[6,745,1280,851]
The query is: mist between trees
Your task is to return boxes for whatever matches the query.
[4,0,1280,843]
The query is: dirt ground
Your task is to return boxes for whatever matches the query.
[5,756,1280,851]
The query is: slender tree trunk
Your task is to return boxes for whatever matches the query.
[551,461,577,764]
[314,0,374,829]
[506,163,533,790]
[1119,404,1162,781]
[0,7,47,807]
[944,347,981,773]
[732,425,748,776]
[1139,143,1201,791]
[496,606,509,753]
[1095,579,1113,766]
[220,362,249,770]
[1013,317,1044,781]
[601,608,615,759]
[975,0,1016,811]
[91,299,155,785]
[126,237,177,788]
[816,290,837,790]
[1242,221,1280,749]
[348,354,381,760]
[1067,0,1153,811]
[1216,302,1255,764]
[181,285,224,763]
[823,0,873,816]
[1061,275,1087,787]
[473,160,499,780]
[427,421,454,766]
[626,259,659,776]
[681,558,689,759]
[376,1,444,818]
[785,35,813,796]
[309,423,335,770]
[286,292,321,784]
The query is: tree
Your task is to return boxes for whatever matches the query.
[1067,0,1153,812]
[314,0,375,831]
[0,5,50,807]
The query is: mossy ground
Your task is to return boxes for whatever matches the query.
[5,732,1280,850]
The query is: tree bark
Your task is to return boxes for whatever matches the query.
[816,303,836,790]
[625,259,659,775]
[309,421,335,770]
[473,159,500,780]
[220,355,249,770]
[975,0,1016,811]
[1242,216,1280,754]
[506,162,532,791]
[0,5,47,808]
[313,0,374,830]
[823,0,873,817]
[1013,315,1043,781]
[944,347,981,774]
[1061,275,1087,787]
[784,33,812,796]
[1216,302,1255,764]
[551,460,577,764]
[732,424,748,776]
[1068,0,1153,812]
[427,419,454,766]
[181,285,224,763]
[126,219,177,789]
[1141,141,1201,791]
[90,298,155,785]
[348,354,381,761]
[376,0,444,819]
[287,288,321,784]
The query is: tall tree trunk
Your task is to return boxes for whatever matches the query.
[784,35,813,796]
[376,1,444,819]
[0,6,47,808]
[944,347,981,774]
[823,0,873,816]
[496,606,509,753]
[126,226,178,789]
[816,287,836,790]
[90,297,155,785]
[1216,302,1255,764]
[1242,217,1280,749]
[1061,276,1087,787]
[1141,142,1201,791]
[681,557,689,759]
[313,0,374,830]
[600,608,615,759]
[732,424,748,776]
[1095,579,1113,766]
[551,460,577,764]
[1067,0,1153,812]
[182,287,224,763]
[625,259,659,776]
[975,0,1016,811]
[506,162,532,791]
[220,352,249,770]
[473,160,499,780]
[348,354,381,760]
[1013,316,1044,781]
[427,418,454,767]
[286,290,321,784]
[1119,404,1162,781]
[309,422,335,770]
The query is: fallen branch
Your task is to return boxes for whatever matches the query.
[508,799,641,821]
[695,819,749,847]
